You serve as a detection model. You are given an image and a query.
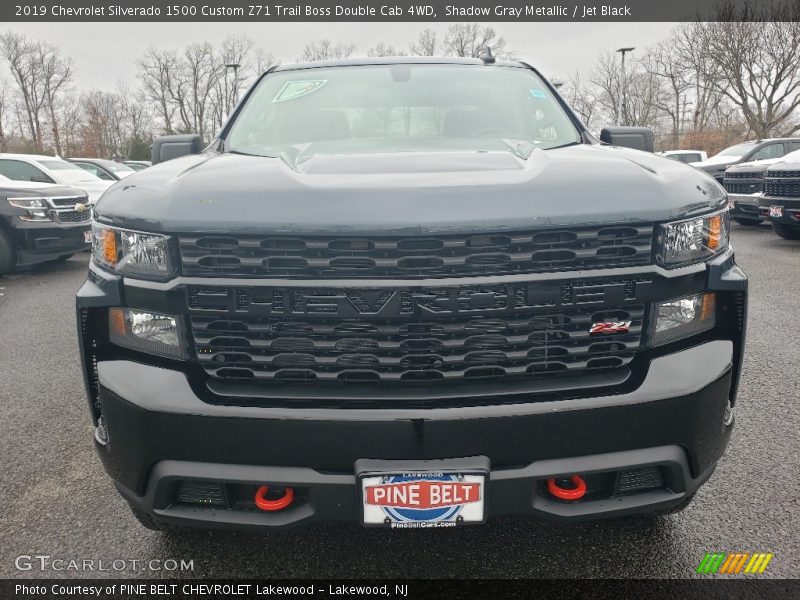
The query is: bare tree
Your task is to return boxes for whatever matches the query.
[409,28,439,56]
[689,1,800,138]
[641,43,691,148]
[299,40,356,62]
[591,51,665,130]
[254,48,279,74]
[672,23,725,133]
[562,72,598,130]
[443,23,508,58]
[367,43,404,58]
[37,42,72,155]
[0,33,46,151]
[138,46,180,134]
[0,82,7,151]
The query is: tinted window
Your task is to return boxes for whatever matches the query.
[0,159,54,183]
[73,162,114,181]
[227,64,581,161]
[789,142,800,152]
[751,143,785,161]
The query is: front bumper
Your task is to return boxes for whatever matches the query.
[12,219,91,265]
[100,341,731,528]
[729,194,762,222]
[758,196,800,226]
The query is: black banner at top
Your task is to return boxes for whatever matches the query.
[3,0,800,22]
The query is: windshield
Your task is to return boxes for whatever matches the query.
[226,64,581,162]
[102,160,135,174]
[38,160,102,182]
[714,142,757,158]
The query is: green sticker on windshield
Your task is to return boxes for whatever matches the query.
[529,89,547,99]
[272,80,327,102]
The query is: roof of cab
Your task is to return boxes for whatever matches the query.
[273,56,528,72]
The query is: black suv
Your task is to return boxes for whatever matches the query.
[759,158,800,240]
[77,58,747,532]
[0,177,91,275]
[695,138,800,183]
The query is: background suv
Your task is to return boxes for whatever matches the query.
[694,138,800,183]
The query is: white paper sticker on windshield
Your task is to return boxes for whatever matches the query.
[272,80,327,102]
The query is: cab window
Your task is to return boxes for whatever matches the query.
[751,143,785,161]
[0,159,55,183]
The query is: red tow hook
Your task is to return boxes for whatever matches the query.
[547,475,587,501]
[254,485,294,511]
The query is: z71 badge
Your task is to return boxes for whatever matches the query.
[589,321,632,334]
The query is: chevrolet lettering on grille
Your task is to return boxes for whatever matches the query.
[188,278,653,318]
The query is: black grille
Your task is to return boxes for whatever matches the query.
[764,172,800,198]
[55,210,91,223]
[49,196,86,207]
[188,281,645,387]
[179,225,654,279]
[723,176,763,195]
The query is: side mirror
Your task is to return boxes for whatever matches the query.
[151,134,203,165]
[30,174,54,184]
[599,127,654,153]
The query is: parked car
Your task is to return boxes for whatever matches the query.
[0,174,91,275]
[656,150,707,164]
[758,154,800,240]
[0,154,112,205]
[77,57,747,532]
[67,158,137,181]
[693,138,800,183]
[124,160,152,171]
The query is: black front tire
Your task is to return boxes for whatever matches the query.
[734,218,762,226]
[772,222,800,240]
[53,253,75,262]
[0,229,16,276]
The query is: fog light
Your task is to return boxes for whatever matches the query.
[108,307,187,359]
[652,293,715,346]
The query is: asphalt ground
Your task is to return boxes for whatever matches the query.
[1,222,798,579]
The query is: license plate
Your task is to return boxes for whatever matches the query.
[361,470,486,528]
[84,230,92,243]
[770,205,783,217]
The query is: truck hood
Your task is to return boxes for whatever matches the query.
[95,144,726,235]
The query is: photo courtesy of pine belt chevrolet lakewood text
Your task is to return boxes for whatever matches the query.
[76,57,747,532]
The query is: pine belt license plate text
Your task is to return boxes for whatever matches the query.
[361,472,485,528]
[770,205,783,217]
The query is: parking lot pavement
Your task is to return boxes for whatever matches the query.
[0,224,798,579]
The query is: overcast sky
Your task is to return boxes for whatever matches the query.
[7,22,675,89]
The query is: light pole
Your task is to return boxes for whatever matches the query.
[225,63,240,112]
[616,47,635,125]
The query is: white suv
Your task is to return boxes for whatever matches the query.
[0,154,112,205]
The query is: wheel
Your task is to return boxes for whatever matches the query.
[0,228,16,276]
[734,218,762,226]
[772,222,800,240]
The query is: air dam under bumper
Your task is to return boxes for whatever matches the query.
[96,340,733,529]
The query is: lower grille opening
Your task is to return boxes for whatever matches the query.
[537,467,666,504]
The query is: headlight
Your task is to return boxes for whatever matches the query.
[651,293,716,346]
[109,308,187,359]
[656,210,729,267]
[92,223,174,279]
[8,197,51,222]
